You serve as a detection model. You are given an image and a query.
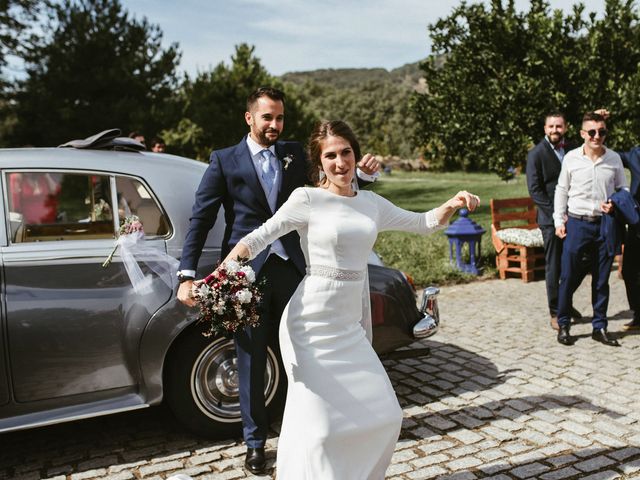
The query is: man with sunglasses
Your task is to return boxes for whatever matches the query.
[553,111,628,347]
[527,112,582,331]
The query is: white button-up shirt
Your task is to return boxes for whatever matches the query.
[553,146,627,227]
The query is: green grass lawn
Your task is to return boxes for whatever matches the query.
[371,170,530,287]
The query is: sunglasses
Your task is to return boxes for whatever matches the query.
[583,128,608,138]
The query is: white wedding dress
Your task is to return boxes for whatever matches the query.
[241,187,443,479]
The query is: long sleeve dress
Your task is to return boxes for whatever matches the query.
[241,187,444,480]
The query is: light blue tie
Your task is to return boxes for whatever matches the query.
[260,149,276,193]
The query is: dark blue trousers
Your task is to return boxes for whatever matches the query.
[234,255,302,448]
[558,217,614,329]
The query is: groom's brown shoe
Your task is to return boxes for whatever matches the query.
[245,447,266,474]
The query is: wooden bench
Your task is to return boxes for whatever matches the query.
[490,197,545,282]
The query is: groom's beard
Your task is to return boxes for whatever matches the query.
[257,128,281,146]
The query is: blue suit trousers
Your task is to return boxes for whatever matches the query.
[558,217,614,329]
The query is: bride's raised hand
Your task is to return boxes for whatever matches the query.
[449,191,480,211]
[357,153,380,176]
[434,191,480,225]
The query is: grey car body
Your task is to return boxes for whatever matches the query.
[0,147,438,437]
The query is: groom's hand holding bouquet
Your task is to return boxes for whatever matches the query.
[192,258,264,337]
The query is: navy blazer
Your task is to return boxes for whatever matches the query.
[601,189,640,256]
[179,137,308,277]
[526,139,568,226]
[618,147,640,202]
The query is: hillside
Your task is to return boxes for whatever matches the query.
[278,61,427,160]
[280,61,424,89]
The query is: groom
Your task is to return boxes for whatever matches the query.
[177,87,378,474]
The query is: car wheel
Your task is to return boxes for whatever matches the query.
[164,326,286,438]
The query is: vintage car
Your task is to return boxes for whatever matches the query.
[0,143,440,437]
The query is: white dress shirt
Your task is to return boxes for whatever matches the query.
[553,146,627,227]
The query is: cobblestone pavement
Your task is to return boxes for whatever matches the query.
[2,275,640,480]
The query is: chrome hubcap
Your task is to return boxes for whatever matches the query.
[214,355,239,397]
[191,337,280,423]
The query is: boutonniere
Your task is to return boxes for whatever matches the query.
[282,154,294,171]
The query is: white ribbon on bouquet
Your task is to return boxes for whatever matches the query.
[104,229,179,295]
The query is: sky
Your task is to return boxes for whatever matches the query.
[118,0,607,77]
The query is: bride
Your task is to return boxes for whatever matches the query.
[200,120,479,479]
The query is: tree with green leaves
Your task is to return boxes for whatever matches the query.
[163,43,315,161]
[577,0,640,150]
[9,0,181,147]
[0,0,43,145]
[413,0,640,179]
[0,0,41,72]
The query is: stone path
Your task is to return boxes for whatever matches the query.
[1,275,639,480]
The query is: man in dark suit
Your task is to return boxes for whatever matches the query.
[176,87,378,474]
[527,112,581,330]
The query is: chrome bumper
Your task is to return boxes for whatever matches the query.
[413,286,440,339]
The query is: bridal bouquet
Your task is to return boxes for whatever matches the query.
[195,259,263,337]
[102,215,144,267]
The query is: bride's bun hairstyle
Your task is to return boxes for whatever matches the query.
[307,120,362,186]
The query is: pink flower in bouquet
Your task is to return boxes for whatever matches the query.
[120,216,144,235]
[195,260,263,337]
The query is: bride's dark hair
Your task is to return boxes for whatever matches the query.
[307,120,362,186]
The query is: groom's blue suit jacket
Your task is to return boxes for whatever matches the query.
[180,136,308,276]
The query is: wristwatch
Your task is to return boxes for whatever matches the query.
[177,272,195,283]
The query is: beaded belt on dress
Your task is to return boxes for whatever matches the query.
[306,265,365,281]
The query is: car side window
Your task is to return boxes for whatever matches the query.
[115,176,169,236]
[6,171,115,243]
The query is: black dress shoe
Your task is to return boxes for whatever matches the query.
[591,328,620,347]
[569,306,582,320]
[245,447,266,474]
[557,325,574,346]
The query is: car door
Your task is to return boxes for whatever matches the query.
[0,170,172,407]
[0,176,9,407]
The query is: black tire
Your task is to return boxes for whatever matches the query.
[164,325,286,438]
